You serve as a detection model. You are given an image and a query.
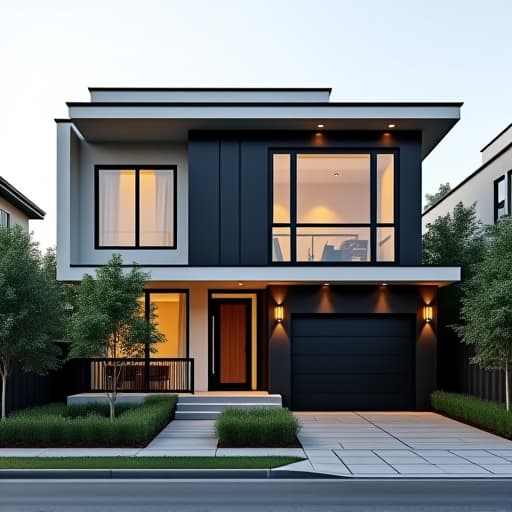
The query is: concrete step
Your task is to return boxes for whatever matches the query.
[178,395,282,405]
[176,402,282,412]
[174,411,221,420]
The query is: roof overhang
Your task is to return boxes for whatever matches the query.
[65,102,462,159]
[0,177,45,219]
[63,265,460,286]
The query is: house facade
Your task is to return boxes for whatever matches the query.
[56,88,461,410]
[423,123,512,227]
[0,176,45,230]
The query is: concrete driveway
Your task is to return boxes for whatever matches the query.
[291,412,512,477]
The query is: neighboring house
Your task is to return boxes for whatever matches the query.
[0,176,45,230]
[56,87,461,411]
[423,123,512,227]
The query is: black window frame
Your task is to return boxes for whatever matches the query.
[507,170,512,216]
[95,164,177,250]
[0,209,10,228]
[494,175,506,223]
[270,148,399,265]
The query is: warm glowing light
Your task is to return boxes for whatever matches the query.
[387,123,396,128]
[275,304,284,323]
[323,283,330,287]
[423,305,433,323]
[238,282,244,286]
[381,283,388,287]
[317,123,325,128]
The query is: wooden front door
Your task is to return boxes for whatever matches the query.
[209,299,251,390]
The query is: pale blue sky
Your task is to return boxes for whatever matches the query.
[1,0,511,249]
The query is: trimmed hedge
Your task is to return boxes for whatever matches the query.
[430,391,512,438]
[0,396,177,447]
[215,407,300,447]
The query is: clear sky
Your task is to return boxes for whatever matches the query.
[1,0,511,250]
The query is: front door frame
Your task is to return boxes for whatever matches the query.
[208,297,253,391]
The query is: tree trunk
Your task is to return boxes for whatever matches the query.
[1,373,6,421]
[506,360,510,412]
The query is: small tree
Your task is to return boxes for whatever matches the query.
[0,226,66,420]
[424,182,451,211]
[454,217,512,410]
[68,254,164,420]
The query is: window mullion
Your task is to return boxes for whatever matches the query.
[370,153,377,262]
[290,152,297,262]
[135,168,140,247]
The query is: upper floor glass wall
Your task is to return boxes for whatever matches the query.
[272,151,396,263]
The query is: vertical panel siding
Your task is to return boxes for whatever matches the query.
[188,138,220,264]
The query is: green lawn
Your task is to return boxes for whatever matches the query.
[0,456,303,470]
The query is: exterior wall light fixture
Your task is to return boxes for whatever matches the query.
[423,305,433,323]
[275,304,284,323]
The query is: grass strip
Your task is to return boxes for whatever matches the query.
[0,456,303,470]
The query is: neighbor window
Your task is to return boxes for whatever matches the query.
[0,209,9,228]
[494,175,506,223]
[96,166,176,248]
[272,151,396,263]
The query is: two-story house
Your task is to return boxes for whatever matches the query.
[0,176,45,230]
[423,123,512,227]
[56,88,461,411]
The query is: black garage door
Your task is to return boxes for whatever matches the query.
[291,315,415,411]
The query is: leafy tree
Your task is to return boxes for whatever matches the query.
[68,254,164,420]
[423,202,485,314]
[0,226,66,420]
[454,217,512,410]
[42,247,76,314]
[424,182,451,211]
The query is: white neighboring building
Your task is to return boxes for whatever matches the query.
[423,123,512,228]
[0,176,45,230]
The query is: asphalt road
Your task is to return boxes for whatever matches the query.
[0,479,512,511]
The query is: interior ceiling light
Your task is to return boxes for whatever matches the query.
[317,123,325,128]
[333,172,340,176]
[387,123,396,128]
[238,282,244,286]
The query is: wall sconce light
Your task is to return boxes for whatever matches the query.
[423,305,433,323]
[275,304,284,323]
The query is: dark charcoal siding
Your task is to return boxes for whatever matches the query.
[188,131,423,266]
[291,315,415,411]
[267,285,437,410]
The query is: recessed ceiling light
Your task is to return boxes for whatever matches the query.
[333,172,340,177]
[323,283,330,287]
[315,132,323,136]
[387,123,396,128]
[381,283,388,286]
[238,282,244,286]
[317,123,325,128]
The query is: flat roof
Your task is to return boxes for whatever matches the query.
[0,177,45,219]
[66,100,462,159]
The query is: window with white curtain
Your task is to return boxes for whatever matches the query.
[96,166,176,248]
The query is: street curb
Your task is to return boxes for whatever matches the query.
[0,468,344,480]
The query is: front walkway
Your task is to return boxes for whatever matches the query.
[293,412,512,477]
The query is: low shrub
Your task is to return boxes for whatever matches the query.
[0,395,177,447]
[430,391,512,438]
[215,407,300,447]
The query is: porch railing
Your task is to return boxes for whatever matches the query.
[84,358,194,394]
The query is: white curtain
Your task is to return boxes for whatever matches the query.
[140,170,174,246]
[99,171,119,246]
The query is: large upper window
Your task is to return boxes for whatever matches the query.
[0,209,10,228]
[272,151,396,263]
[96,166,176,248]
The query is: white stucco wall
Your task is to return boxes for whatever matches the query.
[0,196,29,230]
[423,144,512,230]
